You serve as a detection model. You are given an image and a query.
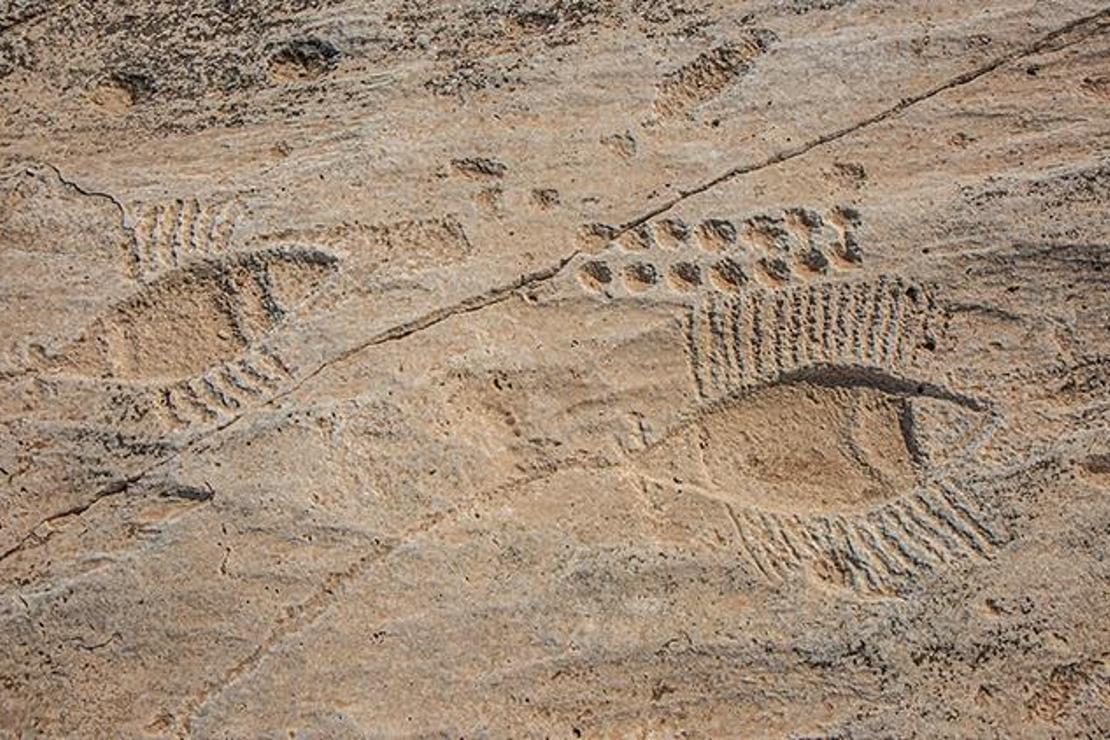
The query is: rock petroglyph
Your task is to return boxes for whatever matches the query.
[2,2,1108,737]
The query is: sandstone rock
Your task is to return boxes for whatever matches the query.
[1,1,1108,736]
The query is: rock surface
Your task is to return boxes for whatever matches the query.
[2,1,1109,736]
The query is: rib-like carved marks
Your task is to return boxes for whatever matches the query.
[154,351,291,430]
[636,367,1002,596]
[655,31,776,118]
[128,197,242,280]
[685,277,943,403]
[573,217,999,593]
[55,246,338,383]
[577,205,861,296]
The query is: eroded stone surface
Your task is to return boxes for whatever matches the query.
[2,1,1109,736]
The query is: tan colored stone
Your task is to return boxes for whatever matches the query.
[1,1,1108,736]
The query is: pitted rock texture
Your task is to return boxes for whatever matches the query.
[2,1,1109,737]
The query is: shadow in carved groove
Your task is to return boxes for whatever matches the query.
[686,275,941,402]
[636,364,1002,595]
[126,196,243,280]
[571,234,1004,593]
[579,205,864,297]
[609,266,1004,594]
[50,245,339,431]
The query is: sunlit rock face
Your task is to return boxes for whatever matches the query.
[1,2,1108,737]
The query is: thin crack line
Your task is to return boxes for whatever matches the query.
[175,535,402,736]
[188,354,895,727]
[0,250,580,566]
[0,471,144,564]
[183,360,893,728]
[172,341,1003,714]
[614,6,1110,236]
[6,1,1100,576]
[263,249,581,408]
[38,162,129,224]
[1,162,130,237]
[176,453,614,734]
[0,164,133,382]
[4,2,1105,720]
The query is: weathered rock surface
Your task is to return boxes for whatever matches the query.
[1,1,1108,736]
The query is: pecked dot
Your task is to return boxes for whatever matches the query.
[578,260,613,290]
[759,256,793,284]
[710,257,749,291]
[624,262,660,291]
[700,218,738,247]
[669,261,703,290]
